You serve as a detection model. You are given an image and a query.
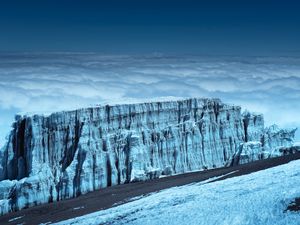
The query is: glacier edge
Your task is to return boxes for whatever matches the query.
[0,98,297,215]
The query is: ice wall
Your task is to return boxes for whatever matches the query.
[0,98,296,215]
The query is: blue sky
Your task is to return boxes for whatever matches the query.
[0,0,299,54]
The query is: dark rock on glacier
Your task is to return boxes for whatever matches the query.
[279,146,300,155]
[0,98,296,215]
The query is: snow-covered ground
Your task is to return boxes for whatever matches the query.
[55,160,300,225]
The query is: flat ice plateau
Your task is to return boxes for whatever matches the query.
[57,159,300,225]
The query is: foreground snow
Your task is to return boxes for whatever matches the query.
[56,160,300,225]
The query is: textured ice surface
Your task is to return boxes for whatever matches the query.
[0,98,296,215]
[56,160,300,225]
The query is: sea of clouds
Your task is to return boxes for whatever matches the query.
[0,52,299,146]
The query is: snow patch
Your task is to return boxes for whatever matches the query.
[8,215,24,222]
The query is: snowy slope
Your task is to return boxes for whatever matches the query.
[56,160,300,225]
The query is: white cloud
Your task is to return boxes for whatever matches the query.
[0,53,300,146]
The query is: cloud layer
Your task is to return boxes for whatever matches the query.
[0,53,300,145]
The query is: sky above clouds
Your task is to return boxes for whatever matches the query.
[0,0,300,55]
[0,53,300,146]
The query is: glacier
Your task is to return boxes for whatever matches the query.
[0,98,297,215]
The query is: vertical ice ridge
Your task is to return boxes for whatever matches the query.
[0,98,296,215]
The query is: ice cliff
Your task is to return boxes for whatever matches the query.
[0,98,297,215]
